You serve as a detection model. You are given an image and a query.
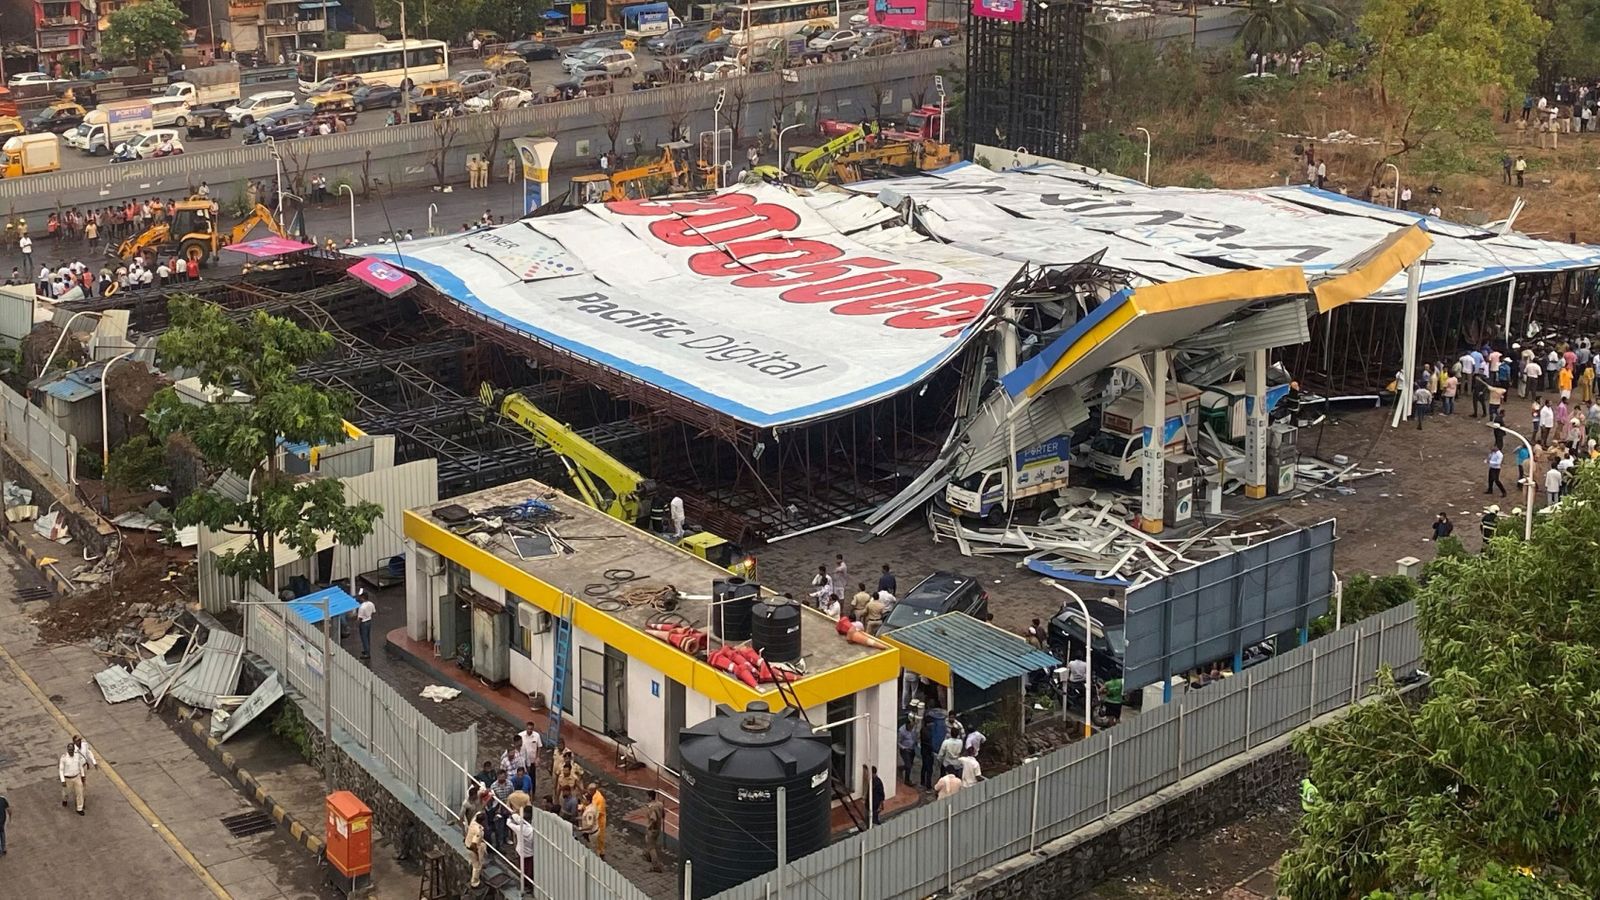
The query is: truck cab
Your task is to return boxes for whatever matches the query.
[884,105,944,143]
[1079,383,1199,482]
[946,434,1072,518]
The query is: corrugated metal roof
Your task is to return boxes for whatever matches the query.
[33,361,107,404]
[289,586,359,624]
[94,665,146,703]
[887,613,1060,689]
[170,627,245,709]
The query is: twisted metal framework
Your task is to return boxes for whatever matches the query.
[963,0,1090,162]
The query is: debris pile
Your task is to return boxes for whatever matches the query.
[34,549,195,644]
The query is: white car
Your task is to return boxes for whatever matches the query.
[117,129,185,159]
[562,48,608,73]
[807,29,859,52]
[464,86,532,112]
[149,96,193,128]
[693,60,747,81]
[225,90,298,126]
[7,73,60,88]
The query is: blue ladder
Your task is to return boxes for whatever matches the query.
[545,594,573,748]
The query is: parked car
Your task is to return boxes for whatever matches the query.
[552,70,613,98]
[672,40,729,71]
[880,572,990,633]
[7,73,61,88]
[226,90,297,125]
[1046,599,1128,685]
[111,129,185,161]
[464,86,532,112]
[506,39,559,61]
[645,27,703,54]
[455,69,498,98]
[351,83,404,111]
[849,31,899,57]
[26,102,86,134]
[585,50,637,77]
[242,109,315,144]
[807,29,859,52]
[148,96,194,128]
[579,32,629,50]
[307,74,365,96]
[692,60,746,81]
[563,48,608,73]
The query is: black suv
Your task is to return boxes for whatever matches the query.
[881,572,989,633]
[1047,599,1127,684]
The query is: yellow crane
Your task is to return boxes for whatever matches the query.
[786,123,879,182]
[479,383,756,577]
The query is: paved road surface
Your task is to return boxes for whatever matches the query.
[0,549,335,899]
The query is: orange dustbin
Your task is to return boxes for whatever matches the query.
[325,791,373,879]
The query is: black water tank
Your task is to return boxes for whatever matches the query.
[751,597,802,663]
[712,577,759,641]
[678,701,833,899]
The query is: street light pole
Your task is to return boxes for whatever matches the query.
[100,348,137,471]
[336,183,355,244]
[935,75,946,145]
[713,87,726,188]
[1046,581,1092,739]
[265,137,284,222]
[1383,162,1400,209]
[776,123,802,172]
[37,310,101,383]
[1491,423,1536,541]
[1135,126,1151,185]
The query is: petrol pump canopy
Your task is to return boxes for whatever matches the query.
[353,185,1011,429]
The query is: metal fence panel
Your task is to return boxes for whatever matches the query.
[708,601,1422,900]
[0,379,76,486]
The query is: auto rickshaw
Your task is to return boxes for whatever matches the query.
[184,106,233,140]
[0,116,24,139]
[308,91,359,125]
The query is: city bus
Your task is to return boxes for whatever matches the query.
[622,2,682,40]
[296,39,450,92]
[723,0,838,48]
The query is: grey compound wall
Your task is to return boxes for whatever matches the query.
[0,49,957,222]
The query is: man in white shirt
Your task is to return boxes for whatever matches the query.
[1539,400,1555,445]
[507,805,537,891]
[356,589,376,659]
[1544,465,1563,507]
[936,731,963,772]
[518,721,541,773]
[963,729,985,758]
[934,768,963,799]
[957,751,982,787]
[59,741,87,813]
[18,234,32,272]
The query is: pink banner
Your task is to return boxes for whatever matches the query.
[223,236,313,257]
[346,257,418,298]
[972,0,1024,22]
[867,0,927,30]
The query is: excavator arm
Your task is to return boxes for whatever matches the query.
[791,123,879,180]
[226,204,287,245]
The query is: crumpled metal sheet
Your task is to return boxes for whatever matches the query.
[170,628,245,710]
[95,665,146,704]
[131,655,179,692]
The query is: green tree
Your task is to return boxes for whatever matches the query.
[1236,0,1340,55]
[1532,0,1600,90]
[146,296,382,583]
[1279,465,1600,898]
[100,0,185,67]
[1358,0,1548,165]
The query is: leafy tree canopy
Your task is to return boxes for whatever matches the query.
[1279,464,1600,898]
[101,0,185,66]
[147,296,381,582]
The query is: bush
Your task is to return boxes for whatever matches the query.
[106,435,169,493]
[76,445,103,481]
[1309,572,1417,637]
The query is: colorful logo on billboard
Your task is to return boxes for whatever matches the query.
[972,0,1024,21]
[867,0,927,30]
[347,257,418,298]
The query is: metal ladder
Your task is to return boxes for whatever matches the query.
[771,674,869,835]
[545,594,574,748]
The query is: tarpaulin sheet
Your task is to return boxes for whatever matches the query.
[852,163,1600,300]
[355,185,1006,428]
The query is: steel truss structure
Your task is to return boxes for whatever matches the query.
[963,0,1090,162]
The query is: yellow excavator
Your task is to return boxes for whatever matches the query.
[113,197,290,267]
[786,123,879,183]
[828,140,960,184]
[479,383,756,578]
[570,141,711,204]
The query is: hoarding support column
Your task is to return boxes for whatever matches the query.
[1243,348,1269,499]
[1390,259,1423,428]
[1140,350,1167,534]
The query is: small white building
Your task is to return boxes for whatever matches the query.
[401,479,902,803]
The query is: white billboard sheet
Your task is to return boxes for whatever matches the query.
[857,163,1600,301]
[357,186,1006,429]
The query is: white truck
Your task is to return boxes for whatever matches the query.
[947,434,1072,518]
[65,98,152,156]
[1080,383,1200,482]
[164,62,242,110]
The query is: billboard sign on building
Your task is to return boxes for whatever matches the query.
[971,0,1024,22]
[867,0,928,31]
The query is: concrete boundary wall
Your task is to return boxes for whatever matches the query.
[0,49,956,223]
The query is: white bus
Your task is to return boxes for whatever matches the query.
[723,0,838,48]
[296,39,450,92]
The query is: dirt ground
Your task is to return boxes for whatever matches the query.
[758,400,1489,632]
[31,531,196,644]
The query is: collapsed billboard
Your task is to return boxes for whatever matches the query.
[356,186,1006,428]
